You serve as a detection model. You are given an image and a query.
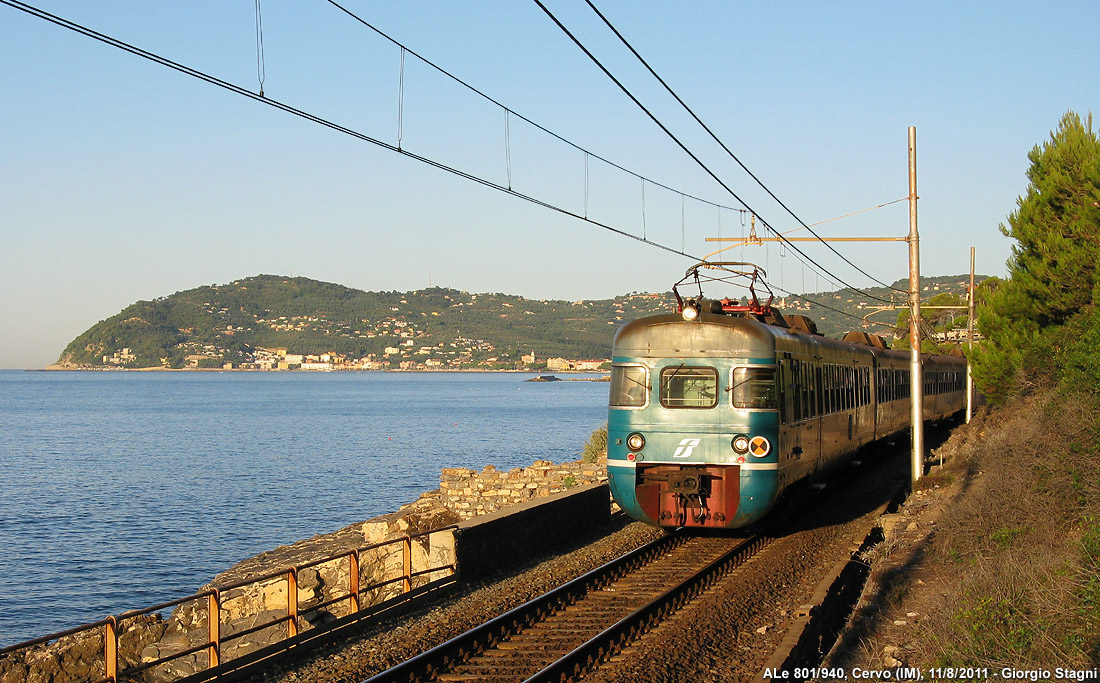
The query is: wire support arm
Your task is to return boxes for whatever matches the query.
[580,0,907,295]
[532,0,894,304]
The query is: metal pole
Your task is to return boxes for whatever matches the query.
[207,591,221,669]
[966,246,975,423]
[287,569,299,638]
[105,618,119,683]
[908,126,924,486]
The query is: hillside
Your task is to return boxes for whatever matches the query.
[781,273,985,347]
[57,275,674,369]
[56,273,984,370]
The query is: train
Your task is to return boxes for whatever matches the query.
[606,264,968,529]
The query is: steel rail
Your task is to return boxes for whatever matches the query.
[523,450,913,682]
[363,531,688,683]
[524,534,769,683]
[362,531,771,683]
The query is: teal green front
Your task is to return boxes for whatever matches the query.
[607,356,781,528]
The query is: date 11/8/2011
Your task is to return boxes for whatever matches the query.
[763,667,929,681]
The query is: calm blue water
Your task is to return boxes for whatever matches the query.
[0,371,608,647]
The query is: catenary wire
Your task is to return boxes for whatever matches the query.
[767,282,895,329]
[582,0,907,295]
[780,197,908,235]
[701,199,910,292]
[1,0,704,262]
[531,0,894,304]
[324,0,748,219]
[570,0,901,300]
[11,0,901,308]
[776,284,959,354]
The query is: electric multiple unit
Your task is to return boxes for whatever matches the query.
[606,266,966,529]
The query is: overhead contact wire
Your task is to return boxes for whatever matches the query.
[531,0,893,304]
[767,283,894,329]
[324,0,745,218]
[1,0,702,262]
[583,0,906,295]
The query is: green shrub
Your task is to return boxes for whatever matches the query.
[581,424,607,463]
[955,594,1035,657]
[1056,305,1100,395]
[990,526,1028,549]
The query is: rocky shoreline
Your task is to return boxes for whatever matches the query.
[41,363,608,375]
[0,457,608,683]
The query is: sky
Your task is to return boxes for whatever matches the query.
[1,1,1097,369]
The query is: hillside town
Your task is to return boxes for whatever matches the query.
[100,344,610,372]
[66,281,671,371]
[70,275,980,372]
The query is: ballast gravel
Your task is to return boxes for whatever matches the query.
[242,518,665,683]
[246,451,915,683]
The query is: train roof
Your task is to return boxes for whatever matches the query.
[613,311,787,359]
[614,310,966,366]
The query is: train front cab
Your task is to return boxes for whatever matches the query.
[607,357,781,529]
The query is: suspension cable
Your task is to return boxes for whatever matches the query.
[532,0,894,303]
[0,0,704,263]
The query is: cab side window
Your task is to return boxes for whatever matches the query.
[732,367,777,410]
[610,365,648,407]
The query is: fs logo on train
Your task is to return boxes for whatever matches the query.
[672,438,701,458]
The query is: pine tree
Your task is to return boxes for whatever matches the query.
[1004,111,1100,324]
[973,112,1100,401]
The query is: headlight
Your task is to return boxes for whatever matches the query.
[681,303,700,322]
[732,434,750,454]
[626,433,645,451]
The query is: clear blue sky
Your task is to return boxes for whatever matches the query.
[1,1,1096,368]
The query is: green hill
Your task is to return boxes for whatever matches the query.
[779,273,987,346]
[57,273,986,370]
[57,275,674,369]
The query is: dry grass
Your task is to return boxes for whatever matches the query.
[908,391,1100,667]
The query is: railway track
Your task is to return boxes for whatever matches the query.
[365,529,770,683]
[360,440,924,683]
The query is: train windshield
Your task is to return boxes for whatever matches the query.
[660,366,718,408]
[610,365,649,407]
[732,367,777,409]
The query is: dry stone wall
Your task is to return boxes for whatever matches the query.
[0,456,608,683]
[411,457,607,520]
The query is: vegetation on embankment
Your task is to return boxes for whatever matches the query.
[847,111,1100,668]
[914,391,1100,667]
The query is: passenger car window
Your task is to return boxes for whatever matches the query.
[732,367,777,409]
[660,366,718,408]
[609,365,649,407]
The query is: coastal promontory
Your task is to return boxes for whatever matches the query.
[54,273,978,371]
[54,275,672,370]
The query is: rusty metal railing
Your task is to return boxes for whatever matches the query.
[0,526,457,683]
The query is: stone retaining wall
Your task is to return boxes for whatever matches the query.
[406,457,607,520]
[0,456,608,683]
[454,482,611,581]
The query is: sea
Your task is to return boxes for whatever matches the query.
[0,370,609,648]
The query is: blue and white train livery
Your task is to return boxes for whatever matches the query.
[606,266,966,529]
